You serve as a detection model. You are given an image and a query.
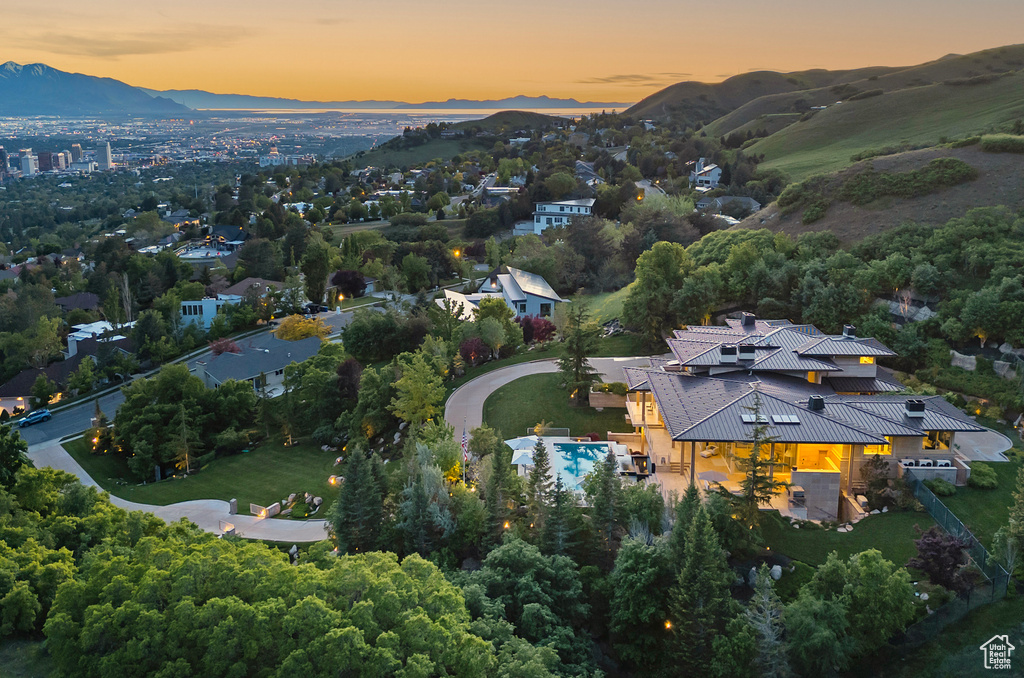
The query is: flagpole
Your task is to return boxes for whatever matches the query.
[462,417,468,487]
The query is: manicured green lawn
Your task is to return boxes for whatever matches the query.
[880,597,1024,678]
[943,459,1022,548]
[761,510,935,567]
[63,437,340,516]
[481,373,635,439]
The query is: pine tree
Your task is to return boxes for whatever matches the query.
[527,438,553,527]
[542,475,577,556]
[485,439,513,539]
[746,565,793,678]
[669,504,735,673]
[557,297,600,406]
[731,393,788,529]
[670,483,701,561]
[328,449,384,554]
[587,450,621,562]
[397,444,454,556]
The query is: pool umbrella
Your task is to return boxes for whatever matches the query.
[511,451,534,466]
[505,435,539,451]
[697,471,728,483]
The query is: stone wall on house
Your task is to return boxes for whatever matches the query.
[589,390,627,409]
[791,470,841,522]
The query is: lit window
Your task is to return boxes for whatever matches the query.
[860,356,875,364]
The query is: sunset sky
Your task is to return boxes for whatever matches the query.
[6,0,1024,103]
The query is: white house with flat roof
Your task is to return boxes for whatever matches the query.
[181,298,227,330]
[532,198,595,234]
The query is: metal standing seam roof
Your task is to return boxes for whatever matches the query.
[818,402,926,437]
[831,396,986,433]
[827,376,904,393]
[796,335,897,357]
[505,267,564,302]
[623,367,656,391]
[749,349,841,373]
[497,274,526,302]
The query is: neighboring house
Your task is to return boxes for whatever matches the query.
[532,198,595,234]
[208,224,249,251]
[66,321,133,358]
[181,298,228,330]
[696,195,761,215]
[55,292,100,313]
[0,356,83,414]
[689,157,722,189]
[618,314,987,521]
[437,266,566,319]
[218,277,283,304]
[163,208,200,228]
[193,333,322,392]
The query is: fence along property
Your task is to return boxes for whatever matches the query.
[899,470,1010,646]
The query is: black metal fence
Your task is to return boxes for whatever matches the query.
[898,471,1010,646]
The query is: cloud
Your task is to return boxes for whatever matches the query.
[575,72,692,87]
[9,28,244,59]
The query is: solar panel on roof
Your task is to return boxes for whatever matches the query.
[771,414,800,425]
[740,413,768,424]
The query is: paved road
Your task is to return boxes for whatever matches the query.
[444,356,655,432]
[29,440,329,541]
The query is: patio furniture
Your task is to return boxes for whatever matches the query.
[700,445,719,458]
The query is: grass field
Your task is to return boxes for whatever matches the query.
[943,459,1021,548]
[761,510,935,567]
[584,285,631,323]
[351,138,491,169]
[63,437,340,516]
[748,73,1024,180]
[482,373,635,439]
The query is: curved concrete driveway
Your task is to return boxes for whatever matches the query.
[955,428,1017,462]
[444,356,657,432]
[29,441,328,542]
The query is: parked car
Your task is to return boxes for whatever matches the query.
[18,409,52,428]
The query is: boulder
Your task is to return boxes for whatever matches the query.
[313,497,323,507]
[288,493,296,503]
[882,506,889,513]
[393,432,401,444]
[399,422,408,431]
[770,565,782,581]
[289,544,299,556]
[748,567,758,586]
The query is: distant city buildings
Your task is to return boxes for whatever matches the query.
[71,143,83,162]
[19,148,37,176]
[96,142,114,170]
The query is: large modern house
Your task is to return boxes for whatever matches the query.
[532,198,595,234]
[611,314,988,521]
[438,266,566,320]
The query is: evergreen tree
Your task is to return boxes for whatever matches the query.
[526,438,553,527]
[586,450,621,563]
[542,475,576,556]
[746,565,793,678]
[397,444,454,556]
[669,504,735,673]
[0,423,31,489]
[485,438,513,539]
[556,297,600,406]
[670,483,701,561]
[327,449,384,554]
[730,393,788,529]
[609,536,675,672]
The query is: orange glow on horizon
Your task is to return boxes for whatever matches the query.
[4,2,1023,103]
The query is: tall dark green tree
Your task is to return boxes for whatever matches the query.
[0,423,31,489]
[585,450,621,563]
[556,297,600,406]
[670,483,701,561]
[669,504,735,673]
[485,440,514,539]
[327,449,385,554]
[397,444,454,556]
[542,475,576,557]
[609,536,675,672]
[746,565,793,678]
[526,438,553,527]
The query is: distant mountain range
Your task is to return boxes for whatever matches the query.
[0,62,189,116]
[140,89,632,111]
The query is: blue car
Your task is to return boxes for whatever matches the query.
[18,409,52,428]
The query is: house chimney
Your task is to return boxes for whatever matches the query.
[738,344,756,361]
[842,324,856,339]
[741,312,755,327]
[905,399,926,418]
[720,345,738,364]
[808,395,825,411]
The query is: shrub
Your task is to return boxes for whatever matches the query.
[950,136,981,148]
[836,158,977,205]
[459,337,489,366]
[592,382,628,396]
[968,461,999,489]
[980,134,1024,153]
[924,478,956,496]
[388,212,429,227]
[801,198,830,223]
[848,89,883,101]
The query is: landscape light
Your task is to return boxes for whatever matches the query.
[664,620,672,630]
[503,521,510,529]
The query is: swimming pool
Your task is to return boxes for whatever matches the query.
[551,441,614,491]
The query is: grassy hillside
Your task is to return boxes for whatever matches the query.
[350,137,491,169]
[452,110,565,132]
[734,144,1024,244]
[746,72,1024,179]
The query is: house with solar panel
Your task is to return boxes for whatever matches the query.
[614,313,992,521]
[438,266,566,320]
